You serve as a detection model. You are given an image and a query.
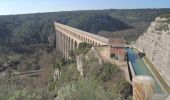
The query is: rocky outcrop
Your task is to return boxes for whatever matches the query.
[76,46,105,77]
[133,76,154,100]
[86,46,103,65]
[136,16,170,86]
[53,68,61,81]
[76,54,84,76]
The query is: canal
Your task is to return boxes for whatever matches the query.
[126,48,163,94]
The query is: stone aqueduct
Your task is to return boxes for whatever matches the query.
[54,22,109,59]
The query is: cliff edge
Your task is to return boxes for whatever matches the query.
[136,15,170,87]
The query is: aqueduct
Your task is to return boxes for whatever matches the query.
[54,22,109,59]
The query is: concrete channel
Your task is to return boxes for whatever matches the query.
[126,48,164,94]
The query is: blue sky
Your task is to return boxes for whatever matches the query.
[0,0,170,15]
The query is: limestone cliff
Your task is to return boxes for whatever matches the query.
[136,15,170,86]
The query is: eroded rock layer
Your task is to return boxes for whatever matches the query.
[136,16,170,86]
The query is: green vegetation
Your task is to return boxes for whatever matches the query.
[0,87,53,100]
[0,77,53,100]
[56,79,112,100]
[0,9,170,46]
[67,13,132,33]
[49,43,132,100]
[74,42,92,55]
[0,48,59,100]
[0,12,131,47]
[50,61,131,100]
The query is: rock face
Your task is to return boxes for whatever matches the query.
[76,46,105,77]
[53,68,61,81]
[86,46,103,65]
[133,76,154,100]
[136,16,170,86]
[76,54,84,76]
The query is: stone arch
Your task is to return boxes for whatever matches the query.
[87,39,89,43]
[89,40,92,44]
[74,41,78,49]
[65,35,70,59]
[95,42,97,46]
[70,38,74,51]
[92,41,95,45]
[68,37,71,51]
[83,37,85,42]
[81,36,83,41]
[86,38,88,42]
[62,33,66,58]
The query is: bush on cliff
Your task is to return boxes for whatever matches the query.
[56,78,112,100]
[74,42,92,55]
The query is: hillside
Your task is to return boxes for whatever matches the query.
[0,9,170,46]
[0,12,131,46]
[0,42,132,100]
[67,13,132,33]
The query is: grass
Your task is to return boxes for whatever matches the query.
[144,56,170,93]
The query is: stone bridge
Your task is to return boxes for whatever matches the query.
[54,22,109,59]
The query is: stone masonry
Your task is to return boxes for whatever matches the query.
[136,17,170,86]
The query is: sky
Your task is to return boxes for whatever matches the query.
[0,0,170,15]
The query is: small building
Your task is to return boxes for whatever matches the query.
[86,38,126,64]
[109,38,126,61]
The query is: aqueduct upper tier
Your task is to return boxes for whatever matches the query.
[54,22,109,59]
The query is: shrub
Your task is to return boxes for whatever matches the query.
[57,79,112,100]
[74,42,92,55]
[0,84,53,100]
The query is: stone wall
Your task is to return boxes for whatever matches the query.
[136,17,170,86]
